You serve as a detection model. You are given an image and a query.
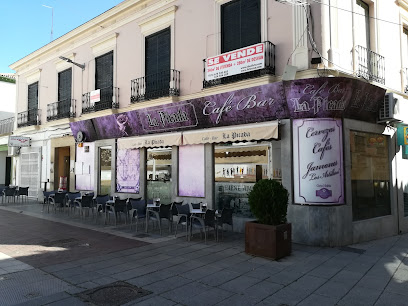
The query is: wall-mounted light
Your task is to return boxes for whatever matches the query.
[59,56,85,70]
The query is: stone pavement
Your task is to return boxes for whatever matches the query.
[1,201,408,305]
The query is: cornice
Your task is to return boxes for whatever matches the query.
[398,0,408,12]
[10,0,175,73]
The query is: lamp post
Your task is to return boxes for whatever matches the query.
[42,5,53,41]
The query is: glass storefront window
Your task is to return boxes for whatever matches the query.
[147,148,172,204]
[99,146,112,195]
[350,131,391,221]
[214,142,279,217]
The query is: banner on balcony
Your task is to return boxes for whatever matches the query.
[293,118,344,205]
[90,89,100,104]
[70,77,386,142]
[205,43,265,81]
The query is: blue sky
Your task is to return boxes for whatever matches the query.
[0,0,124,73]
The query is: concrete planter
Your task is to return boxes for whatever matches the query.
[245,221,291,260]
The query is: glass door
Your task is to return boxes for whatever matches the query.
[99,146,112,195]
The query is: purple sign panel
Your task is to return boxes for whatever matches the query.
[116,148,140,193]
[70,77,385,142]
[293,118,344,205]
[179,145,205,197]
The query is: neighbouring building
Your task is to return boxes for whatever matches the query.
[0,73,16,186]
[9,0,408,246]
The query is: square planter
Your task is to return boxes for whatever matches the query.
[245,221,291,260]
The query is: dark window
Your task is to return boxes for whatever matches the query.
[350,131,391,221]
[221,0,261,53]
[58,68,72,115]
[28,82,38,124]
[95,51,113,109]
[145,27,170,98]
[28,82,38,110]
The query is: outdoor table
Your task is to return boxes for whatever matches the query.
[145,203,160,232]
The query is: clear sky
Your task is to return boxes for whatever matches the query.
[0,0,124,73]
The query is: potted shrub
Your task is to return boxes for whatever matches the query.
[245,179,291,260]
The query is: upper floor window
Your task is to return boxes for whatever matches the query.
[355,0,370,49]
[58,68,72,102]
[95,51,114,110]
[95,51,113,91]
[28,82,38,110]
[221,0,261,53]
[145,27,171,98]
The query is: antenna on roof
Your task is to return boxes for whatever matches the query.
[42,5,54,41]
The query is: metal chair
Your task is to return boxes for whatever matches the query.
[190,209,217,243]
[174,203,191,239]
[75,194,94,218]
[216,207,234,240]
[49,192,67,213]
[105,198,128,226]
[146,203,172,235]
[16,187,29,203]
[128,199,146,232]
[2,187,16,204]
[93,194,110,223]
[65,192,81,215]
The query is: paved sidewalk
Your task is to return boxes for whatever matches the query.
[1,201,408,305]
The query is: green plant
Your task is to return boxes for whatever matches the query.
[248,179,289,225]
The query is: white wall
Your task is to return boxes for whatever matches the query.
[0,81,16,113]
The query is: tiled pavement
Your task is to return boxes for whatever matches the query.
[1,201,408,305]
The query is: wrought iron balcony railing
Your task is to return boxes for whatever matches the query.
[203,41,275,89]
[354,45,385,84]
[0,117,14,135]
[82,86,119,114]
[17,109,41,128]
[131,69,180,103]
[47,99,76,121]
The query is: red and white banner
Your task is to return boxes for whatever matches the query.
[205,43,265,81]
[90,89,101,104]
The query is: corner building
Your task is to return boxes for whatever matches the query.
[10,0,408,246]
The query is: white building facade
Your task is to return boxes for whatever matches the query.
[9,0,408,246]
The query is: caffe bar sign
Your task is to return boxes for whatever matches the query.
[293,118,344,205]
[69,77,385,142]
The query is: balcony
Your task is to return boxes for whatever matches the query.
[131,69,180,103]
[0,117,14,135]
[203,41,275,89]
[82,86,119,114]
[17,109,41,128]
[354,45,385,84]
[47,99,76,121]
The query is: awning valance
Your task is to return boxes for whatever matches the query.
[118,132,182,149]
[182,121,279,145]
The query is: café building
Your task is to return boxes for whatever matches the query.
[70,76,396,246]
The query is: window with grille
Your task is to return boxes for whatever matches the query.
[221,0,261,53]
[95,51,113,109]
[145,27,171,98]
[58,68,72,115]
[28,82,38,110]
[27,82,38,124]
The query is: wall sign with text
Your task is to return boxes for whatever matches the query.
[293,118,344,205]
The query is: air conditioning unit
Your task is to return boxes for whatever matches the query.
[8,146,20,156]
[378,93,402,123]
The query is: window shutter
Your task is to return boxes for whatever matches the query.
[145,27,170,76]
[221,0,241,53]
[241,0,261,48]
[28,82,38,110]
[221,0,260,53]
[95,51,113,90]
[58,68,72,102]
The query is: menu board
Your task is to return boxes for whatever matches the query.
[293,118,344,205]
